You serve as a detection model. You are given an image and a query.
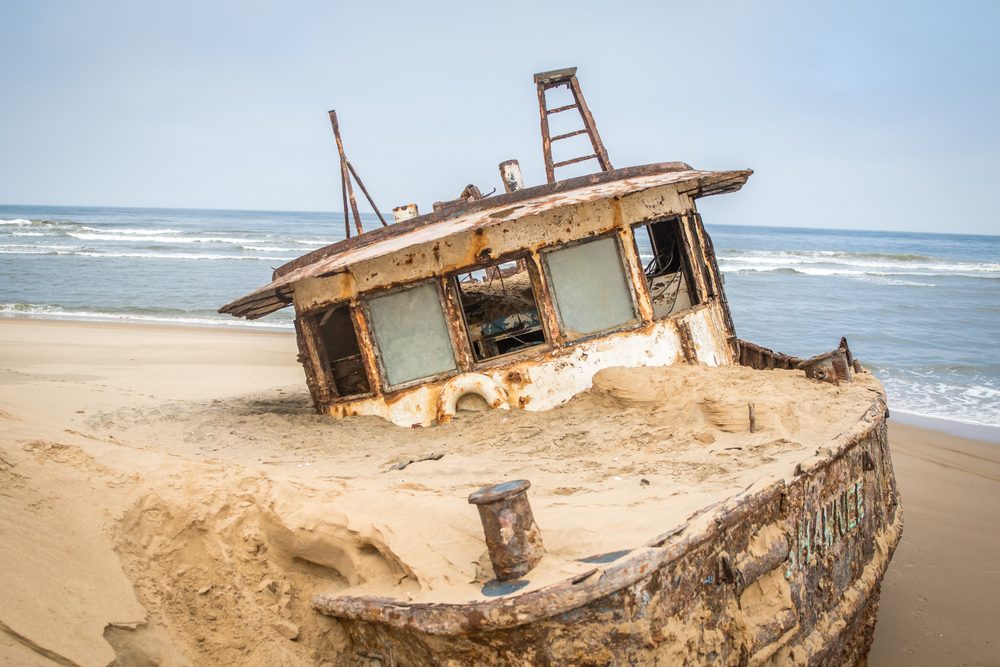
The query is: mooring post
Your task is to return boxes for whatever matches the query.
[468,479,545,581]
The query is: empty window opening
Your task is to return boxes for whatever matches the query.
[543,235,638,338]
[633,218,698,319]
[366,281,458,387]
[314,305,370,397]
[455,258,546,361]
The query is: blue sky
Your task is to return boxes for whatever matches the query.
[0,1,997,234]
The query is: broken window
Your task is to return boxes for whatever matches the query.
[454,258,546,361]
[633,218,698,319]
[366,281,457,387]
[542,235,637,338]
[313,305,371,397]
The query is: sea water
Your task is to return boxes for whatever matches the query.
[1,204,997,429]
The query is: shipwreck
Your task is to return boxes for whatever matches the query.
[221,67,902,666]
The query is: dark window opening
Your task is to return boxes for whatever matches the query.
[633,218,698,319]
[455,258,547,361]
[314,305,370,397]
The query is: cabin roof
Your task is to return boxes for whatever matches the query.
[220,163,752,319]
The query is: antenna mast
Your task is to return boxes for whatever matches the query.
[328,110,388,238]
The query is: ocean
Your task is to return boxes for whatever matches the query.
[1,204,998,430]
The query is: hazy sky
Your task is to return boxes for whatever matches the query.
[1,1,997,234]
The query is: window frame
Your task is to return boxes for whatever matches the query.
[303,302,376,403]
[538,230,643,344]
[358,277,461,394]
[629,216,701,321]
[447,252,553,370]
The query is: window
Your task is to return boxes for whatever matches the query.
[632,218,698,319]
[313,305,370,397]
[543,235,637,338]
[454,258,547,361]
[366,281,457,387]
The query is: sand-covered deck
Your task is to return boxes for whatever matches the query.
[0,319,996,666]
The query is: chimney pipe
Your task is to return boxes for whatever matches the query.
[393,203,419,223]
[499,160,524,193]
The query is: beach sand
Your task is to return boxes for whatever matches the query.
[0,318,995,666]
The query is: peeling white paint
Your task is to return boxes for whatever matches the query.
[326,305,729,428]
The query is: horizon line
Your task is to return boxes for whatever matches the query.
[1,201,996,239]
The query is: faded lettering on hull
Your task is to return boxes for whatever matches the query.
[787,477,866,575]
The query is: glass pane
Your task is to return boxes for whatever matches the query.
[367,282,457,386]
[544,236,637,337]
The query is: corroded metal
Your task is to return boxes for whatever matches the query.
[218,162,747,319]
[436,373,510,425]
[224,66,901,665]
[392,203,419,224]
[313,395,902,665]
[328,110,387,237]
[534,67,612,183]
[468,480,545,581]
[238,160,743,427]
[499,160,524,193]
[798,347,853,384]
[734,338,804,371]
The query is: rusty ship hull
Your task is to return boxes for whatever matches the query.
[222,66,903,665]
[313,367,900,666]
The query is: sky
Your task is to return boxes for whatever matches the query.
[0,1,997,234]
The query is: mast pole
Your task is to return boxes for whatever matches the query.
[328,110,365,237]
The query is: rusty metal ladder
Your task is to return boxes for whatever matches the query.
[534,67,613,184]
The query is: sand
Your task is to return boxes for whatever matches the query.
[0,318,996,666]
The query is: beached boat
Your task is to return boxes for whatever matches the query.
[221,68,901,665]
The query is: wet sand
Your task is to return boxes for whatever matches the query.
[0,318,996,665]
[868,421,1000,667]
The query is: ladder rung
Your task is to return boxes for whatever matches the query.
[546,103,578,115]
[550,129,589,142]
[553,154,598,169]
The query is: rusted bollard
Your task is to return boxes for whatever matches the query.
[468,479,544,581]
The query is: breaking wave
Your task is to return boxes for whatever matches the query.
[0,246,291,261]
[0,303,293,329]
[67,251,292,261]
[0,218,312,260]
[67,232,265,244]
[879,370,1000,428]
[717,248,999,281]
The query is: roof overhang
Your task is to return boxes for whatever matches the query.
[219,163,752,320]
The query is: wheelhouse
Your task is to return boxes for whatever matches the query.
[221,66,755,426]
[221,163,749,427]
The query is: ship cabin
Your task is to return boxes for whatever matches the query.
[221,162,751,427]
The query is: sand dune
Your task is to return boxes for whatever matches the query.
[0,319,995,666]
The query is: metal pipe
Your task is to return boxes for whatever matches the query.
[468,479,544,580]
[328,110,364,237]
[346,160,388,227]
[499,160,524,193]
[393,203,419,223]
[339,165,350,239]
